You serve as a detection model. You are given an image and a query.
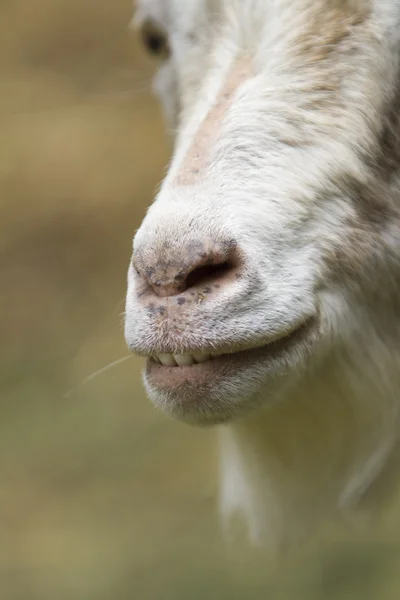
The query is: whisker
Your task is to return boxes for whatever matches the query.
[64,355,133,399]
[113,297,126,317]
[118,311,127,331]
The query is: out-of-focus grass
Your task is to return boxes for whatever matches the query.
[2,1,400,598]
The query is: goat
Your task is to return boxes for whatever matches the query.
[125,0,400,548]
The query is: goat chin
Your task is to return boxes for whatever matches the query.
[127,0,400,548]
[219,347,400,548]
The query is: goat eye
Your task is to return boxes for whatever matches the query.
[140,20,170,58]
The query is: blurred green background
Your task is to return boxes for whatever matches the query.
[1,1,400,598]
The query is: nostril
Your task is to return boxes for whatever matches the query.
[185,261,233,289]
[133,240,242,298]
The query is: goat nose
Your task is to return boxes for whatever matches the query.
[133,240,239,298]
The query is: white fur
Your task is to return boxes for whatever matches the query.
[126,0,400,548]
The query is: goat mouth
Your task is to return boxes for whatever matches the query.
[145,319,315,392]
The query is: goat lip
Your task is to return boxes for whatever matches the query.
[145,319,316,391]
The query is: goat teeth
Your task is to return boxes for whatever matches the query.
[158,353,177,367]
[173,354,194,366]
[193,351,211,363]
[153,351,215,366]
